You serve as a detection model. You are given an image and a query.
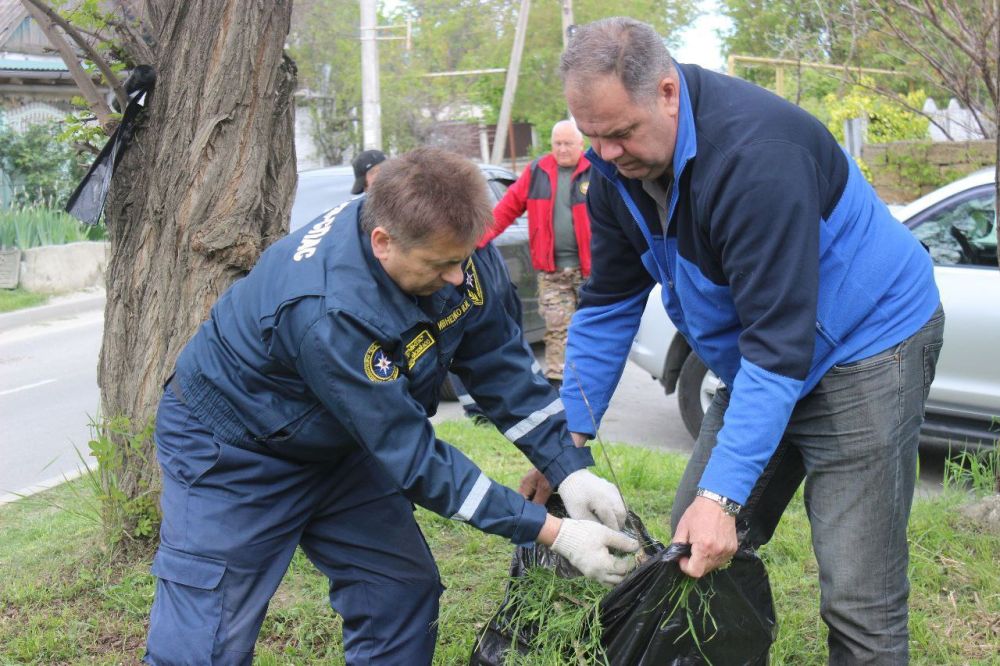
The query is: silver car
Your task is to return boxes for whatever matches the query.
[628,168,999,447]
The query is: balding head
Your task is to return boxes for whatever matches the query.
[551,120,585,168]
[560,17,674,105]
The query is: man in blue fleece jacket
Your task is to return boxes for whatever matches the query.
[554,17,944,663]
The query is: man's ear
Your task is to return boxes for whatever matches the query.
[370,226,392,260]
[659,75,680,117]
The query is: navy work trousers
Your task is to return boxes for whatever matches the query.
[144,388,443,665]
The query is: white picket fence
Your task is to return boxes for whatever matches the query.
[923,98,990,141]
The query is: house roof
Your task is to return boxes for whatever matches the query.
[0,0,28,51]
[0,55,67,72]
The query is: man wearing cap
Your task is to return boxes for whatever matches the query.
[144,147,638,665]
[350,149,387,195]
[479,120,592,389]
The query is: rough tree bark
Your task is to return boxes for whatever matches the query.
[99,0,297,515]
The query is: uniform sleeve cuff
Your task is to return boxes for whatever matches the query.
[511,498,548,546]
[542,445,595,488]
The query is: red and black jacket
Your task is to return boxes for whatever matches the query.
[480,153,592,276]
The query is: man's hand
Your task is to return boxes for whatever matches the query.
[671,496,738,578]
[548,517,640,585]
[558,469,627,530]
[518,468,552,504]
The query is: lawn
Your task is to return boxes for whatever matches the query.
[0,421,997,664]
[0,288,48,313]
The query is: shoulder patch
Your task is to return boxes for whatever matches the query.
[364,342,399,382]
[437,257,487,332]
[404,329,436,368]
[464,258,484,306]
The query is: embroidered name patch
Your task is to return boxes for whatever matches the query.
[438,258,486,331]
[438,299,471,331]
[404,330,436,368]
[364,343,399,382]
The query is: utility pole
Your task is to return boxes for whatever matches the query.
[560,0,574,50]
[490,0,531,165]
[360,0,381,149]
[560,0,574,120]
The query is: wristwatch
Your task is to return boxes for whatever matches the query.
[695,488,742,517]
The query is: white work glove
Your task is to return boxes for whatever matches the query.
[550,518,640,585]
[558,469,628,530]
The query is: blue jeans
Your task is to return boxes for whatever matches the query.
[671,307,944,664]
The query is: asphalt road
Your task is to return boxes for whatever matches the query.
[0,303,102,503]
[1,293,947,504]
[431,354,694,453]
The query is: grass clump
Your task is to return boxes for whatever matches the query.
[0,287,48,312]
[497,566,609,665]
[0,204,105,250]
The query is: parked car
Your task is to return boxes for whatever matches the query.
[629,168,1000,447]
[290,163,545,399]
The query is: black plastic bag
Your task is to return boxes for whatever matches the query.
[65,66,156,225]
[470,498,776,665]
[600,542,776,665]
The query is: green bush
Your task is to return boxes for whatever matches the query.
[825,80,930,144]
[0,204,105,249]
[0,120,86,207]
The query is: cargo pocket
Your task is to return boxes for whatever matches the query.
[148,544,227,659]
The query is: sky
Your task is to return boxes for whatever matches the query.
[671,1,731,72]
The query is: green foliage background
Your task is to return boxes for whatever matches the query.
[288,0,699,162]
[0,121,86,208]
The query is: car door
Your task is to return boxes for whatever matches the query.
[905,184,1000,422]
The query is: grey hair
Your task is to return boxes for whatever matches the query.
[560,17,674,103]
[360,147,492,248]
[551,119,583,142]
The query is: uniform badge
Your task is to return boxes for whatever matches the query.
[579,180,589,196]
[364,342,399,382]
[404,329,436,368]
[463,258,484,306]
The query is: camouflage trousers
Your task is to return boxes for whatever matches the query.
[537,267,584,381]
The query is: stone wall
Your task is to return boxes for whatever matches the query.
[863,140,995,204]
[18,241,108,293]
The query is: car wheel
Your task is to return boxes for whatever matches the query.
[677,353,720,440]
[439,374,458,402]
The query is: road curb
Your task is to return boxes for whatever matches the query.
[0,292,106,334]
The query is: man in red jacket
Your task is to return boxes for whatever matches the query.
[481,120,592,387]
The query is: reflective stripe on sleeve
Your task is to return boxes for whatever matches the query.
[503,399,564,442]
[451,472,491,522]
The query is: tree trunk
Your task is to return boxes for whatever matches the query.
[100,0,297,524]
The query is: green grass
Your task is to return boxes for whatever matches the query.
[0,287,48,313]
[1,421,998,664]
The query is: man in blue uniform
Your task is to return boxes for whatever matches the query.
[556,17,944,664]
[144,147,639,665]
